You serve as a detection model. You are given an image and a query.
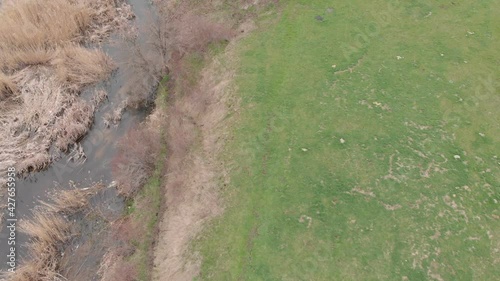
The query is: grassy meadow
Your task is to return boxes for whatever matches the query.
[196,0,500,280]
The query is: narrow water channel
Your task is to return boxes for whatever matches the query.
[0,0,155,273]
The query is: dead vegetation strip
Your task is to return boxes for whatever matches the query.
[148,1,278,279]
[1,183,104,281]
[96,1,273,280]
[151,6,264,281]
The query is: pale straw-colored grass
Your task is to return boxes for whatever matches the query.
[51,44,115,90]
[0,0,132,182]
[2,183,103,281]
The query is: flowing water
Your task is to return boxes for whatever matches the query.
[0,0,155,275]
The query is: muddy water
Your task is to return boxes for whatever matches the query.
[0,0,154,273]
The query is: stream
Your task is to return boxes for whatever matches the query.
[0,0,154,275]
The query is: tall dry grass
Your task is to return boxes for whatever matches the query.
[0,0,131,182]
[117,1,234,108]
[0,0,133,70]
[0,67,67,176]
[13,213,70,281]
[41,185,102,213]
[0,0,90,71]
[4,184,103,281]
[0,0,90,45]
[52,44,115,90]
[0,72,17,102]
[83,0,134,42]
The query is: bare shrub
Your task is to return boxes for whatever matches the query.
[0,0,91,49]
[167,9,233,98]
[174,12,233,54]
[107,260,138,281]
[113,219,137,245]
[112,126,162,197]
[0,72,17,102]
[117,2,233,108]
[117,21,170,109]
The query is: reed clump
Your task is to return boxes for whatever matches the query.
[51,44,115,90]
[4,184,103,281]
[0,72,17,102]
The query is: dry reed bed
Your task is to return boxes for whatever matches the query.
[0,0,133,190]
[0,183,103,281]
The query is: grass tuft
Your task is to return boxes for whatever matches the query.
[51,44,115,90]
[0,72,17,103]
[5,183,103,281]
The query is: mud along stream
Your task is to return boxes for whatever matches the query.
[0,0,155,275]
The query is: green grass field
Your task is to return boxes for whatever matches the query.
[197,0,500,280]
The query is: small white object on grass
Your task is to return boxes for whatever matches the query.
[340,138,346,144]
[479,133,485,137]
[441,53,444,57]
[301,148,308,152]
[396,56,403,60]
[454,155,461,160]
